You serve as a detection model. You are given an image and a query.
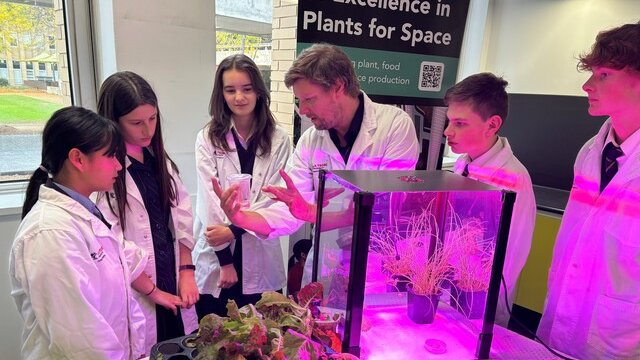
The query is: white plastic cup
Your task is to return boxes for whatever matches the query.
[226,173,251,209]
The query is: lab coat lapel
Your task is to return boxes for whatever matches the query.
[584,121,624,206]
[251,136,282,204]
[616,153,640,185]
[346,95,376,169]
[318,131,346,168]
[44,186,114,238]
[601,150,640,200]
[224,131,241,173]
[124,157,145,208]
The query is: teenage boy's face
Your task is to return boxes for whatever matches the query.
[444,101,496,160]
[583,66,640,119]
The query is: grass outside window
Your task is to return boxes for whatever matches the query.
[0,94,62,124]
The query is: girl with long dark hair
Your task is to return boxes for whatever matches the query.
[97,71,199,352]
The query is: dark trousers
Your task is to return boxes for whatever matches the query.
[156,305,185,342]
[196,230,283,320]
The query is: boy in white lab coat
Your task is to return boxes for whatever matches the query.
[443,72,537,327]
[537,22,640,360]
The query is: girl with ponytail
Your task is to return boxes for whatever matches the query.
[10,106,147,359]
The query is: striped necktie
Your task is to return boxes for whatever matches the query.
[600,142,624,192]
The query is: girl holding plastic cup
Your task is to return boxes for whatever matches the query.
[193,54,292,318]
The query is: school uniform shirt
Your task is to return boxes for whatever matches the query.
[192,125,292,297]
[97,154,198,354]
[453,136,536,327]
[10,185,147,360]
[538,119,640,360]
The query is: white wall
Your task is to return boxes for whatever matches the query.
[0,1,215,358]
[0,213,25,360]
[481,0,640,95]
[106,0,216,192]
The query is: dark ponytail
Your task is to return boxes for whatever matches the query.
[22,167,50,219]
[21,106,122,219]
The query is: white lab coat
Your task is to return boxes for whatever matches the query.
[259,92,420,239]
[538,119,640,360]
[10,185,147,360]
[453,137,536,327]
[274,92,420,285]
[192,125,292,297]
[97,156,199,354]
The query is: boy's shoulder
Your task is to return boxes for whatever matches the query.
[492,155,532,191]
[473,139,533,191]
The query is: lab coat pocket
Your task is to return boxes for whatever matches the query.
[587,295,640,358]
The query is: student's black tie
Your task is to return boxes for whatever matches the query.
[462,164,470,177]
[600,142,624,192]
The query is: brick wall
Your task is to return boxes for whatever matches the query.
[54,0,72,105]
[270,0,298,138]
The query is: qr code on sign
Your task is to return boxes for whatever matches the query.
[418,61,444,92]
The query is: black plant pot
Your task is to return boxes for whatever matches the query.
[407,286,440,324]
[386,274,410,292]
[449,282,460,310]
[456,289,487,319]
[150,334,198,360]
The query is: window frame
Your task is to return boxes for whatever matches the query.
[0,0,97,214]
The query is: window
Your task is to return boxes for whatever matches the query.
[215,0,272,90]
[0,0,76,183]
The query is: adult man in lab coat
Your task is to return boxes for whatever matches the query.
[212,43,419,280]
[537,22,640,360]
[443,72,536,328]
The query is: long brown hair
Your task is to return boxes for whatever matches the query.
[97,71,178,230]
[207,54,275,156]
